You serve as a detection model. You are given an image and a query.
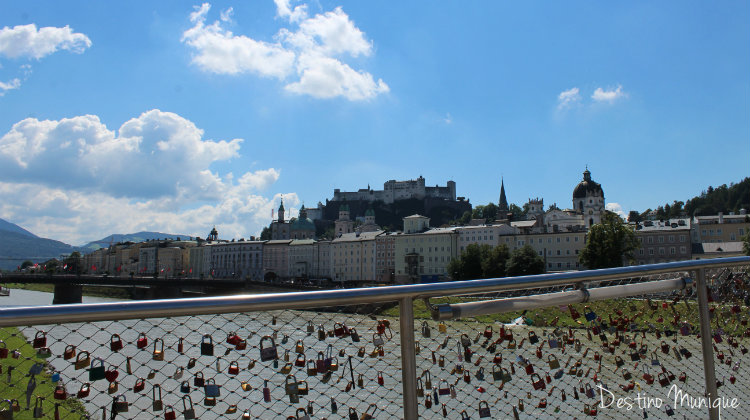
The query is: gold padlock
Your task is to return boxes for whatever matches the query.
[153,338,164,361]
[438,322,447,333]
[296,340,305,354]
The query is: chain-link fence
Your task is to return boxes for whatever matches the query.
[0,258,749,419]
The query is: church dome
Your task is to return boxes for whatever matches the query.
[291,217,315,231]
[365,208,375,217]
[573,169,603,199]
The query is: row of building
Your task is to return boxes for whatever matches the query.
[81,170,749,283]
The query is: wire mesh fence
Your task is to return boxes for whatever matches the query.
[0,260,748,419]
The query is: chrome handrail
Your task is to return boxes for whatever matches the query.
[0,256,747,327]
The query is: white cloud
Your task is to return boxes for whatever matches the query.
[0,78,20,95]
[182,2,388,101]
[0,109,248,201]
[0,24,91,60]
[274,0,308,23]
[220,7,234,23]
[592,85,626,103]
[182,5,296,79]
[0,110,288,245]
[557,87,580,109]
[606,202,627,219]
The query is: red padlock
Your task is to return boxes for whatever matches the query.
[378,372,384,386]
[136,333,148,349]
[110,334,123,352]
[33,331,47,349]
[228,361,240,375]
[263,380,271,402]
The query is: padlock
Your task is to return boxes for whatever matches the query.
[424,394,433,409]
[350,327,360,342]
[285,375,299,395]
[548,354,560,369]
[32,331,46,349]
[421,321,431,338]
[416,377,424,396]
[569,305,580,320]
[61,344,75,360]
[187,357,197,369]
[531,373,545,390]
[259,335,278,361]
[74,382,90,398]
[133,377,145,392]
[528,330,539,344]
[110,334,123,352]
[180,380,191,393]
[228,361,240,375]
[182,395,195,419]
[204,396,216,406]
[306,320,314,333]
[348,407,358,420]
[297,380,309,395]
[88,358,105,381]
[164,405,176,420]
[53,379,67,400]
[262,380,271,402]
[226,331,241,346]
[658,372,670,387]
[318,324,326,340]
[438,322,447,333]
[74,351,90,370]
[334,322,346,337]
[136,332,148,349]
[525,363,535,375]
[105,365,119,383]
[152,338,164,361]
[450,384,457,398]
[235,338,247,350]
[178,337,184,354]
[200,334,214,356]
[33,396,43,418]
[361,404,377,420]
[193,372,204,387]
[0,400,11,420]
[108,381,119,394]
[373,332,385,347]
[113,394,128,413]
[204,378,220,397]
[280,362,292,374]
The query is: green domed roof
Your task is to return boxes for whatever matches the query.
[365,208,375,217]
[291,217,315,231]
[339,204,349,212]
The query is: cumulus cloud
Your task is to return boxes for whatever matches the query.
[0,110,288,245]
[0,24,91,59]
[557,87,580,109]
[182,2,388,101]
[606,202,627,219]
[0,78,20,95]
[0,24,91,95]
[0,110,249,201]
[592,85,626,103]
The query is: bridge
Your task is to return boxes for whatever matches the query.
[0,273,298,303]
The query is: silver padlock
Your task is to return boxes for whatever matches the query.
[182,395,196,419]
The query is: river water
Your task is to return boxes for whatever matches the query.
[0,288,124,307]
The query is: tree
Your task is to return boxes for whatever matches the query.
[743,232,750,256]
[472,205,485,220]
[260,226,271,240]
[627,211,642,223]
[506,245,545,276]
[448,243,511,280]
[20,260,34,270]
[63,251,83,274]
[579,211,640,269]
[482,203,498,222]
[481,244,510,278]
[509,204,525,220]
[458,210,472,225]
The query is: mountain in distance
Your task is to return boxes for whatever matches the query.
[0,218,75,270]
[0,218,191,271]
[0,218,37,238]
[78,231,192,252]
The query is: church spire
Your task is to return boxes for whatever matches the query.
[498,177,509,214]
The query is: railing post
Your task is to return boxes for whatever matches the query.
[696,268,719,420]
[399,297,418,420]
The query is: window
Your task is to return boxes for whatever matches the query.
[680,235,686,242]
[670,247,675,255]
[658,236,664,243]
[659,248,665,255]
[730,233,736,240]
[680,246,686,254]
[649,249,654,255]
[717,229,722,235]
[639,249,644,255]
[668,235,674,242]
[647,237,653,244]
[702,230,707,236]
[740,228,745,236]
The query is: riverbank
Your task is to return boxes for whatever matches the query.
[6,282,132,299]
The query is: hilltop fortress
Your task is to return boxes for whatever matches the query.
[332,176,457,204]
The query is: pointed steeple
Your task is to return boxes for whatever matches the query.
[278,198,285,223]
[498,177,509,214]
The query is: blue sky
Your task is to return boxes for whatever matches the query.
[0,1,748,245]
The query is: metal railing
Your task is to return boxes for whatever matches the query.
[0,256,748,420]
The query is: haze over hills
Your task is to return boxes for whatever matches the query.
[0,218,188,271]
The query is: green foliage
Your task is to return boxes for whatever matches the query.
[448,243,511,280]
[457,210,472,225]
[579,211,640,269]
[509,204,525,220]
[627,210,642,223]
[506,245,545,276]
[64,251,83,274]
[20,260,34,269]
[260,226,271,240]
[743,232,750,256]
[684,177,750,216]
